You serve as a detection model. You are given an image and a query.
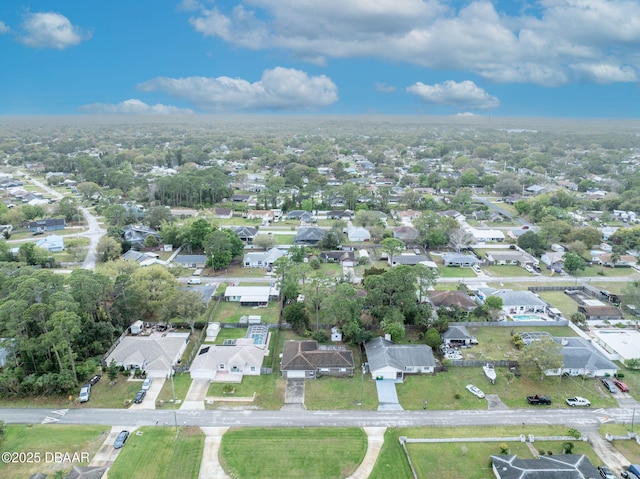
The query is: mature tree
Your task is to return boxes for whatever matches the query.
[204,229,232,270]
[145,206,172,230]
[425,328,442,350]
[76,181,101,198]
[317,229,343,250]
[448,228,473,253]
[97,236,122,262]
[57,197,80,222]
[353,210,383,228]
[252,234,277,250]
[484,295,504,320]
[380,308,406,340]
[107,359,119,383]
[283,302,309,334]
[189,218,214,251]
[517,231,546,256]
[563,252,586,276]
[522,338,563,380]
[364,266,417,321]
[103,205,129,227]
[289,245,306,263]
[47,310,82,380]
[18,243,50,266]
[129,265,178,321]
[381,237,405,264]
[414,264,437,304]
[322,283,364,327]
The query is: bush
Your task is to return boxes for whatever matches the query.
[454,393,461,400]
[309,258,321,270]
[311,330,328,343]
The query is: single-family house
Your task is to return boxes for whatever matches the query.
[469,228,505,243]
[35,234,64,252]
[490,290,548,316]
[231,194,251,203]
[121,249,165,266]
[365,336,436,380]
[243,247,285,268]
[245,209,274,222]
[390,254,429,267]
[596,253,638,268]
[319,251,356,265]
[430,291,477,313]
[190,326,269,382]
[442,253,481,267]
[231,226,258,243]
[294,227,326,246]
[346,226,371,242]
[392,226,419,242]
[104,334,189,378]
[551,336,619,377]
[224,285,280,305]
[213,207,233,219]
[541,251,565,270]
[526,184,546,195]
[485,250,537,267]
[442,325,475,346]
[29,218,65,233]
[280,340,354,379]
[286,210,313,222]
[326,210,353,220]
[491,455,599,479]
[123,225,161,246]
[577,305,623,321]
[174,254,207,268]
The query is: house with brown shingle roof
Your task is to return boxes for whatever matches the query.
[429,290,477,312]
[280,340,354,379]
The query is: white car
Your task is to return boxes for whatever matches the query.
[565,396,591,407]
[466,384,485,399]
[445,352,463,360]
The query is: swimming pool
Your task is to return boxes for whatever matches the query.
[512,314,545,321]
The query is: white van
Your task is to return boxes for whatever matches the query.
[187,278,201,285]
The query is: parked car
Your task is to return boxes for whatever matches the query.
[565,396,591,407]
[527,394,552,405]
[614,379,630,392]
[113,430,130,449]
[466,384,485,399]
[186,278,201,285]
[142,377,153,391]
[89,374,102,385]
[621,470,640,479]
[79,384,91,403]
[134,390,146,404]
[601,378,618,394]
[598,465,616,479]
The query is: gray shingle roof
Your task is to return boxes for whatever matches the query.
[365,337,435,371]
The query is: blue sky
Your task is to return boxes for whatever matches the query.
[1,0,639,117]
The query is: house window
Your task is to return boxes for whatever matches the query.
[250,366,255,372]
[405,367,414,372]
[219,364,224,369]
[319,368,330,372]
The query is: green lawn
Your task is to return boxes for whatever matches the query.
[438,267,477,278]
[483,265,532,277]
[370,425,590,479]
[219,428,367,479]
[600,424,640,463]
[304,375,379,410]
[275,234,296,245]
[577,265,638,277]
[108,426,204,479]
[206,375,285,410]
[1,425,108,478]
[156,373,193,409]
[212,301,280,324]
[538,291,578,318]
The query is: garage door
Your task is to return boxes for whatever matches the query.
[286,370,306,379]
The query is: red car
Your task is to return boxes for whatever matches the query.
[614,379,630,392]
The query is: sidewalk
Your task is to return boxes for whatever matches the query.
[199,427,230,479]
[347,427,386,479]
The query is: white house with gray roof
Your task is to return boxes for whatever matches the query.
[490,290,548,316]
[365,336,435,380]
[552,336,618,377]
[243,247,285,268]
[105,333,189,378]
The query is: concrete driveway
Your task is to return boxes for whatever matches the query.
[89,425,136,467]
[181,379,209,410]
[282,378,306,410]
[199,427,231,479]
[129,378,165,410]
[375,380,403,411]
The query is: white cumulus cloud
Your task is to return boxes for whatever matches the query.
[18,12,89,49]
[78,99,194,115]
[0,21,10,34]
[185,0,640,86]
[137,67,338,111]
[406,80,500,110]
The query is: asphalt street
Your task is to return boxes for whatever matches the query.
[1,406,636,430]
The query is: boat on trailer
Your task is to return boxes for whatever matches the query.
[483,363,496,384]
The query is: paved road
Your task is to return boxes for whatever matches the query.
[1,406,635,429]
[80,206,106,270]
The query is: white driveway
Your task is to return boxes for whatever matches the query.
[375,380,403,411]
[128,378,165,410]
[90,425,136,467]
[199,427,231,479]
[181,379,209,410]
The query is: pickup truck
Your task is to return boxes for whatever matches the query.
[565,396,591,407]
[527,394,552,405]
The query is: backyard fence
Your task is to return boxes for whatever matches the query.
[447,359,519,368]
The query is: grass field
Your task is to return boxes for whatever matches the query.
[483,265,532,277]
[1,425,108,478]
[212,301,280,324]
[156,373,192,408]
[537,291,579,317]
[206,375,285,410]
[438,267,477,278]
[219,428,367,479]
[370,425,600,479]
[304,375,379,410]
[108,426,204,479]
